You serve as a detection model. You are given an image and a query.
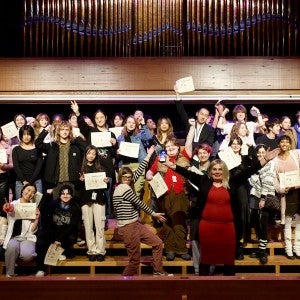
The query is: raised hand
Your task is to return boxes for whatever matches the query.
[70,100,80,116]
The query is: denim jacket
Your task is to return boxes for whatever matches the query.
[117,125,153,165]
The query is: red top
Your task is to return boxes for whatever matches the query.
[150,149,190,194]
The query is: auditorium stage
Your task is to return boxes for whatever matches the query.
[0,275,299,300]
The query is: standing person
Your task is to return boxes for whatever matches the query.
[146,126,193,261]
[273,135,300,259]
[174,86,215,148]
[10,113,27,147]
[219,121,254,155]
[152,117,175,153]
[279,115,297,150]
[0,128,13,216]
[12,125,43,199]
[70,100,117,227]
[49,113,65,142]
[222,135,253,260]
[9,113,27,199]
[2,184,39,277]
[255,118,281,150]
[145,116,157,136]
[35,184,81,276]
[35,120,86,199]
[165,150,278,275]
[80,145,109,261]
[294,111,300,149]
[187,143,212,275]
[111,112,125,128]
[113,146,171,277]
[117,115,153,198]
[217,104,264,147]
[33,113,51,141]
[248,144,277,264]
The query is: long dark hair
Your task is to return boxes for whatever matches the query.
[19,124,35,143]
[81,145,103,173]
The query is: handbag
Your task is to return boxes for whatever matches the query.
[264,194,280,211]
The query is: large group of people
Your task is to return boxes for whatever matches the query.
[0,94,300,278]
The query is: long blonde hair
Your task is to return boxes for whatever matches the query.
[208,159,230,189]
[55,121,74,142]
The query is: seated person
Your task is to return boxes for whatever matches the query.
[2,184,39,277]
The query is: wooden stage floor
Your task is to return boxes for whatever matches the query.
[1,275,300,300]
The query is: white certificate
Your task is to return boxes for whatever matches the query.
[1,121,18,139]
[119,141,140,158]
[91,132,112,147]
[217,147,241,170]
[33,191,43,207]
[72,127,81,137]
[0,149,7,164]
[279,170,300,189]
[44,244,65,266]
[175,76,195,93]
[109,127,123,139]
[84,172,107,190]
[14,202,36,219]
[149,173,168,198]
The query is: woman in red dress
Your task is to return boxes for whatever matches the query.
[166,150,278,275]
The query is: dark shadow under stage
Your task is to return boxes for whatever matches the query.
[1,275,300,300]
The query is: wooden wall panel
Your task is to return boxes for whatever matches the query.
[0,57,300,103]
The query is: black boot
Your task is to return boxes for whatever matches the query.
[223,265,235,276]
[258,249,268,264]
[199,264,210,276]
[235,246,244,260]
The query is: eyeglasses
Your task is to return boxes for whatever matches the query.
[122,175,132,180]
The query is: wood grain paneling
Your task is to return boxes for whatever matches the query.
[0,57,300,103]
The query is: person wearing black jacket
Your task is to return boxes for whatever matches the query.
[174,89,215,148]
[35,120,86,198]
[35,184,81,277]
[70,100,117,226]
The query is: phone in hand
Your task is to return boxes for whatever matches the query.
[159,150,167,163]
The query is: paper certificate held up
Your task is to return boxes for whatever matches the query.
[14,203,37,220]
[0,149,7,164]
[109,127,123,139]
[175,76,195,93]
[84,172,107,190]
[279,170,300,189]
[44,244,65,266]
[1,121,18,139]
[149,173,168,198]
[91,132,112,148]
[217,147,241,170]
[119,141,140,158]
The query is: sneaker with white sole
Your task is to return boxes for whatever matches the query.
[6,274,17,278]
[58,254,67,261]
[76,238,86,246]
[35,270,45,277]
[153,271,174,277]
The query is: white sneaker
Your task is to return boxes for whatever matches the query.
[6,274,17,278]
[153,271,174,277]
[58,254,67,261]
[35,271,45,277]
[76,238,86,246]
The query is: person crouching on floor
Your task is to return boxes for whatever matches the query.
[35,184,81,276]
[2,184,39,277]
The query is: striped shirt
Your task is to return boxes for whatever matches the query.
[113,157,154,227]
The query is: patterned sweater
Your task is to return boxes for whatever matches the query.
[248,160,276,199]
[113,158,154,227]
